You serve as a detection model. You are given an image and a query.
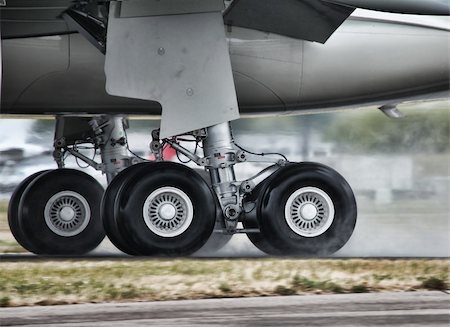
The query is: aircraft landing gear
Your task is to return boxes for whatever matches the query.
[8,116,357,257]
[8,169,104,255]
[105,162,217,256]
[245,163,357,256]
[156,121,357,256]
[7,115,130,255]
[8,170,50,253]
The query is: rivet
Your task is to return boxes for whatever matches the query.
[186,88,194,96]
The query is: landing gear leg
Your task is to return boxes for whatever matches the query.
[164,121,357,256]
[203,123,241,232]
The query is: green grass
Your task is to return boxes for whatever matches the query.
[0,259,447,307]
[0,201,26,253]
[0,201,8,229]
[421,277,448,291]
[350,284,370,293]
[0,240,25,253]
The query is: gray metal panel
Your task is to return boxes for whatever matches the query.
[105,3,239,138]
[325,0,450,15]
[119,0,224,17]
[223,0,354,44]
[0,21,71,39]
[228,27,303,107]
[298,18,450,107]
[0,1,73,38]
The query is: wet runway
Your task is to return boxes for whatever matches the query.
[1,292,448,326]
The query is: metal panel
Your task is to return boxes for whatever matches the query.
[0,21,71,39]
[224,0,354,44]
[119,0,224,17]
[105,3,239,138]
[0,1,73,39]
[324,0,450,15]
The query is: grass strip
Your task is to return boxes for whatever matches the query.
[0,259,448,307]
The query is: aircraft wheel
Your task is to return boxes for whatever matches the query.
[244,217,281,255]
[193,208,232,256]
[101,163,155,255]
[116,162,216,256]
[242,173,282,255]
[18,169,105,255]
[8,170,50,253]
[255,162,357,256]
[193,169,232,256]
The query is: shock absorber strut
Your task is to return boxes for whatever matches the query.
[91,116,131,183]
[202,122,241,230]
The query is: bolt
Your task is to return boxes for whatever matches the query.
[157,47,165,56]
[186,88,194,96]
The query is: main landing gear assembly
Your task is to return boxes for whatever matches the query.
[8,115,357,256]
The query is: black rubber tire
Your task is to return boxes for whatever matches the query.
[255,162,357,256]
[244,213,281,255]
[242,173,282,255]
[116,162,216,256]
[193,169,232,256]
[101,163,155,255]
[8,170,50,253]
[18,169,105,255]
[193,207,232,256]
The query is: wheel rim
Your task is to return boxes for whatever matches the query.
[143,187,194,238]
[284,187,335,237]
[44,191,91,237]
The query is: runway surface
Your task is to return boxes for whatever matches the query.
[1,292,448,326]
[1,253,448,261]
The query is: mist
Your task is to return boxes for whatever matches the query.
[208,101,450,258]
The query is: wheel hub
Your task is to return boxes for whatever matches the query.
[59,207,76,221]
[159,203,177,220]
[44,191,91,237]
[299,203,318,221]
[143,187,194,238]
[284,187,335,237]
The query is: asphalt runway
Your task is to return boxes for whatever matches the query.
[1,292,448,326]
[0,253,448,261]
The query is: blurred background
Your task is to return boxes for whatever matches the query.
[0,100,448,257]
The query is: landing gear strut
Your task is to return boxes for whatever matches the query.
[8,116,357,256]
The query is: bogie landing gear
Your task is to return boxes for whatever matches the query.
[8,116,357,256]
[151,121,357,256]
